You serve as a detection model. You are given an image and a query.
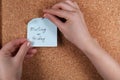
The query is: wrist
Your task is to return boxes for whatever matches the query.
[77,37,100,54]
[81,39,103,57]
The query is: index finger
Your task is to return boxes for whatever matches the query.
[52,2,75,11]
[43,9,71,19]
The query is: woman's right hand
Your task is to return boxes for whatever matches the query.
[44,1,120,80]
[43,0,94,51]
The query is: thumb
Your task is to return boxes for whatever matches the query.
[15,41,31,63]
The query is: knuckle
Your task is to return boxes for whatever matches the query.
[55,2,64,7]
[0,48,10,55]
[59,2,64,5]
[70,9,83,17]
[70,11,77,16]
[74,8,80,13]
[54,3,59,7]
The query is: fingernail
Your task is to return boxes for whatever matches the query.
[27,41,31,47]
[44,14,46,17]
[44,14,49,18]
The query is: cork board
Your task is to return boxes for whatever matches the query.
[1,0,120,80]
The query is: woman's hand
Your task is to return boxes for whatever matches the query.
[43,1,120,80]
[0,38,37,80]
[43,0,94,51]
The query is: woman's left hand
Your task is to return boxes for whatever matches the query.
[0,38,37,80]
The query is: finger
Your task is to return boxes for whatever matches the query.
[26,48,37,58]
[43,9,71,19]
[65,0,80,9]
[15,41,31,62]
[27,48,37,56]
[52,2,75,11]
[25,54,34,58]
[65,1,81,14]
[73,2,80,9]
[1,38,27,55]
[44,13,64,31]
[65,0,76,8]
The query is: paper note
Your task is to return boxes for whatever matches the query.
[27,18,57,47]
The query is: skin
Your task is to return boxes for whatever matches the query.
[0,39,37,80]
[0,0,120,80]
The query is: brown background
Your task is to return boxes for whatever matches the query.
[1,0,120,80]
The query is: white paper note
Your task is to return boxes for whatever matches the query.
[27,18,57,47]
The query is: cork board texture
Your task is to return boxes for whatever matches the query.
[1,0,120,80]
